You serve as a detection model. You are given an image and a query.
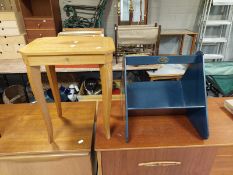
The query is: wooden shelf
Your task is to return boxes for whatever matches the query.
[0,59,160,74]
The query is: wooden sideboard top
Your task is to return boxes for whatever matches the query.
[0,102,96,156]
[95,98,233,151]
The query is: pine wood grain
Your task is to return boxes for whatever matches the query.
[100,62,113,139]
[26,65,54,143]
[19,36,115,57]
[45,65,62,118]
[96,98,233,151]
[0,101,95,156]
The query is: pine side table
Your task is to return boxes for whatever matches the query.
[19,36,115,143]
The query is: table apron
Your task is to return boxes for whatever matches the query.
[23,54,113,66]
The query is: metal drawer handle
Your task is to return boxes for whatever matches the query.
[138,161,181,167]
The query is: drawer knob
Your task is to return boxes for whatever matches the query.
[138,161,181,167]
[37,23,41,28]
[39,34,43,37]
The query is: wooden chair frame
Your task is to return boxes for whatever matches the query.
[115,23,161,63]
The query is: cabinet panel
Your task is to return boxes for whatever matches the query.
[24,18,55,29]
[0,52,22,59]
[210,146,233,175]
[0,35,26,44]
[0,12,16,20]
[0,20,18,28]
[101,147,217,175]
[0,27,20,36]
[26,29,56,40]
[0,154,92,175]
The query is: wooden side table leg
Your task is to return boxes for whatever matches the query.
[45,65,62,118]
[190,35,197,55]
[100,62,112,139]
[179,35,185,55]
[26,65,54,143]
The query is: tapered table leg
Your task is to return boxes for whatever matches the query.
[26,65,54,143]
[45,65,62,118]
[100,62,113,139]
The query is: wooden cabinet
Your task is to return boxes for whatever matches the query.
[0,34,26,59]
[26,29,56,40]
[0,102,96,175]
[0,12,24,36]
[0,11,26,59]
[0,153,92,175]
[24,18,55,29]
[18,0,62,43]
[96,98,233,175]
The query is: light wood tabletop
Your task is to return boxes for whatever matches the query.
[19,36,115,143]
[95,98,233,151]
[19,36,115,56]
[0,102,96,156]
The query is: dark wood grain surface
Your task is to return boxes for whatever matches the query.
[96,98,233,151]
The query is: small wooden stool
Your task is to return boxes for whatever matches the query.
[19,36,115,143]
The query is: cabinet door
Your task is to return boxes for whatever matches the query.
[0,153,93,175]
[101,147,217,175]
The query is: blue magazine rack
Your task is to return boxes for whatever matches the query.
[123,52,209,142]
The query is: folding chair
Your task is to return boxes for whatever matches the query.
[115,23,161,63]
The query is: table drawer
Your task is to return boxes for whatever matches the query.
[0,153,93,175]
[24,18,55,29]
[0,34,26,44]
[0,27,21,36]
[26,29,57,40]
[101,147,217,175]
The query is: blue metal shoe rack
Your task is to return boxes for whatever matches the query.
[123,52,209,142]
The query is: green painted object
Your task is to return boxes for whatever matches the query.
[63,0,108,28]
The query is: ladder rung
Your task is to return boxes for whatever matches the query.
[204,54,224,60]
[213,0,233,5]
[202,37,227,43]
[206,20,232,26]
